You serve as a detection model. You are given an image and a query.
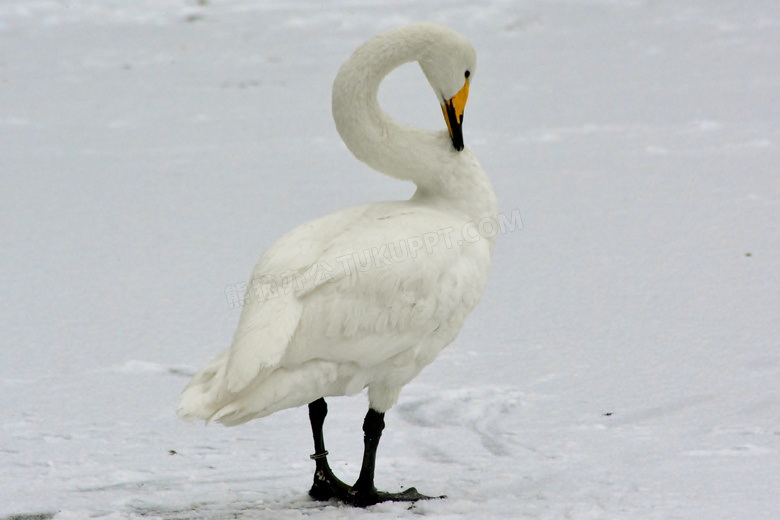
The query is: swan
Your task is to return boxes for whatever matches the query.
[178,22,498,507]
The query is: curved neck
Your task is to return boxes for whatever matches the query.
[332,26,451,186]
[331,25,497,221]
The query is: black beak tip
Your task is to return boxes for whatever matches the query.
[450,126,464,151]
[444,102,465,152]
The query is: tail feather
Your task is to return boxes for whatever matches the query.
[177,350,232,422]
[179,355,365,427]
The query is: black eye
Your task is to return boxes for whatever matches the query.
[465,70,471,78]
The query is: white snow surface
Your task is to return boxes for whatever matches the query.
[2,1,779,519]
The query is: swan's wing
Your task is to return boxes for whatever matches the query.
[222,204,371,393]
[225,203,486,386]
[179,203,491,421]
[178,206,367,420]
[289,204,493,365]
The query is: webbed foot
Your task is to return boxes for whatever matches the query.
[347,485,445,507]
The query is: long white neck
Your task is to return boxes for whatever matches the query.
[331,25,497,221]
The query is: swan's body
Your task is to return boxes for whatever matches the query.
[179,23,497,506]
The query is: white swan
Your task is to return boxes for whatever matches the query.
[179,23,497,506]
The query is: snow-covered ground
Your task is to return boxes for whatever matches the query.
[2,1,779,518]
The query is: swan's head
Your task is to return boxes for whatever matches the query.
[418,27,477,152]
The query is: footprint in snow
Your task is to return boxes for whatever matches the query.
[395,386,524,457]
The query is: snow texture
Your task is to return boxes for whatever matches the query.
[2,0,779,518]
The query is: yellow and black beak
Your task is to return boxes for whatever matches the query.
[441,78,469,151]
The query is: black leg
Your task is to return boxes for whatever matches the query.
[351,408,384,495]
[309,397,328,463]
[307,398,351,501]
[307,400,444,507]
[348,408,444,507]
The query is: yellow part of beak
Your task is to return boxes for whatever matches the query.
[441,78,469,151]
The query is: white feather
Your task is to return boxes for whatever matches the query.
[178,23,498,427]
